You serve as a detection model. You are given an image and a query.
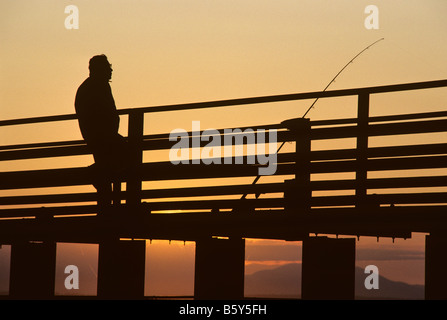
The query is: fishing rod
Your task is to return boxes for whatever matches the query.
[302,37,384,118]
[240,38,385,200]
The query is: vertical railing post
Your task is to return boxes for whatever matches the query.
[96,110,146,299]
[283,118,311,216]
[127,110,144,213]
[356,93,370,212]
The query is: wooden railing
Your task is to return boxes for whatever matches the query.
[1,79,447,229]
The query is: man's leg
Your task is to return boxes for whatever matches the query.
[97,180,113,213]
[111,135,130,206]
[92,151,114,214]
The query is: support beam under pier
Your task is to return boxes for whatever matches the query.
[9,240,56,299]
[302,237,356,300]
[425,234,447,300]
[194,237,245,300]
[97,238,146,299]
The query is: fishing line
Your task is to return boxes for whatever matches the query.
[240,38,385,200]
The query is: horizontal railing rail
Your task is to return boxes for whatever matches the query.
[1,79,446,128]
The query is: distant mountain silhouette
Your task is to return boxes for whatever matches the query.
[354,266,424,300]
[245,264,300,299]
[1,258,424,299]
[244,263,424,300]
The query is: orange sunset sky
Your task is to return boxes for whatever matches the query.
[1,1,447,297]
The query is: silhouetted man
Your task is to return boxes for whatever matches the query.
[75,55,128,202]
